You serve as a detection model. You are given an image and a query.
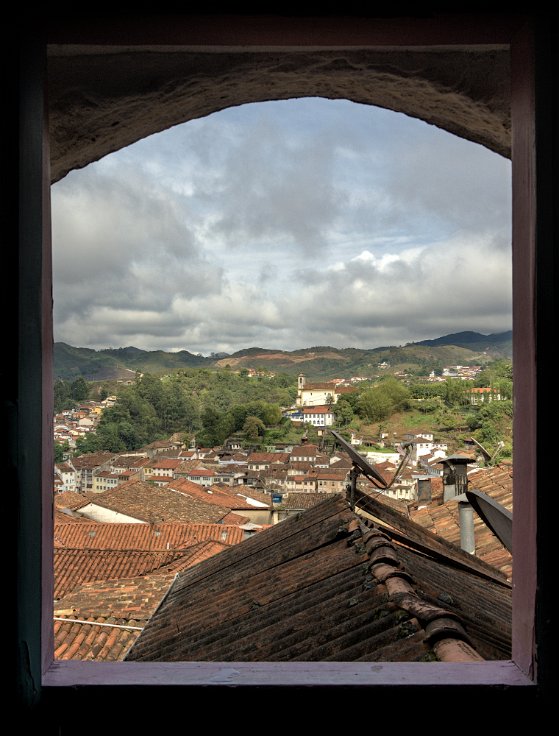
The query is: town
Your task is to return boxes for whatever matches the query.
[52,366,513,663]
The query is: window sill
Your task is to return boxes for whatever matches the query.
[43,659,535,688]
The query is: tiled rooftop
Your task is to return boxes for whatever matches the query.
[54,509,98,525]
[54,548,188,599]
[80,479,235,524]
[54,615,145,661]
[168,478,269,510]
[277,492,340,510]
[54,491,90,510]
[407,463,513,580]
[53,521,245,549]
[248,452,290,464]
[126,494,511,663]
[72,452,115,469]
[53,540,233,661]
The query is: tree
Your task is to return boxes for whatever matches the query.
[468,399,513,450]
[377,376,411,410]
[54,441,70,463]
[444,378,468,407]
[357,389,393,422]
[198,406,227,447]
[70,376,89,402]
[333,399,353,426]
[54,380,73,413]
[243,415,266,440]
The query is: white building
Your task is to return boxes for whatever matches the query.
[296,374,337,407]
[301,405,335,427]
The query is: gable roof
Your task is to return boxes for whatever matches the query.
[80,479,234,524]
[167,478,270,510]
[126,494,511,663]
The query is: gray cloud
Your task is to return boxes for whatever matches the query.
[51,98,512,355]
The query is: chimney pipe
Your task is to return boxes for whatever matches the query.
[458,499,475,554]
[441,455,472,502]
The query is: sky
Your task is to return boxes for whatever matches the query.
[51,97,512,356]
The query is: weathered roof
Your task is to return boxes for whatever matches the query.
[126,494,511,663]
[54,491,90,511]
[53,521,244,549]
[278,492,340,510]
[54,509,97,525]
[72,452,115,469]
[54,615,145,661]
[316,471,348,481]
[55,570,174,621]
[80,479,234,524]
[173,483,271,510]
[56,462,75,473]
[290,444,318,455]
[185,467,217,476]
[150,457,184,469]
[248,452,290,464]
[408,464,513,580]
[53,539,232,662]
[110,455,149,468]
[54,548,187,599]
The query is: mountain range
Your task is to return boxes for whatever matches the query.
[54,330,512,382]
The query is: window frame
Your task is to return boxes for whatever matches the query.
[14,11,553,704]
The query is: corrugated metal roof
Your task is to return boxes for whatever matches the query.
[126,494,510,663]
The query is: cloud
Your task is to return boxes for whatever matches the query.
[51,98,512,354]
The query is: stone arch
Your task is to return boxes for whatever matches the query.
[48,45,510,182]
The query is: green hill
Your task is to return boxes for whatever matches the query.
[54,331,511,382]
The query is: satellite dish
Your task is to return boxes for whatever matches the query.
[329,429,389,488]
[465,488,513,552]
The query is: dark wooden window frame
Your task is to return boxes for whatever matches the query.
[14,12,554,706]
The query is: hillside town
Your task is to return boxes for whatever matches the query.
[52,367,513,663]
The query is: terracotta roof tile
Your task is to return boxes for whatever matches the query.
[278,492,340,510]
[54,509,99,525]
[54,491,90,510]
[168,478,269,510]
[72,452,116,470]
[222,511,251,525]
[126,494,510,664]
[80,479,234,524]
[54,616,144,661]
[53,521,244,549]
[54,548,189,598]
[406,464,513,579]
